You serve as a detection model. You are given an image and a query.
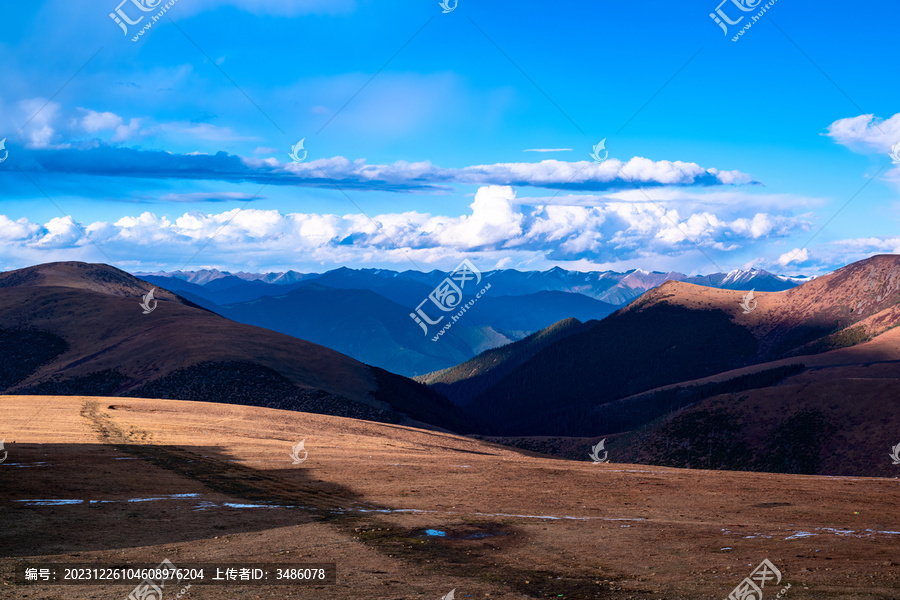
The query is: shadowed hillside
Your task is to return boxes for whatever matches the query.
[424,255,900,475]
[0,261,465,431]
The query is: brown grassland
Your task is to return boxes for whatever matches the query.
[2,394,899,599]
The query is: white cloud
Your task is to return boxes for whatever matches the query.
[436,185,524,248]
[8,102,255,149]
[272,156,753,192]
[34,216,84,248]
[778,248,810,266]
[17,99,68,149]
[826,113,900,193]
[0,184,811,272]
[80,110,123,133]
[826,113,900,154]
[0,216,41,241]
[7,98,755,194]
[450,157,753,189]
[78,109,144,143]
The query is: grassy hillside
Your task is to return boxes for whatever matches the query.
[0,261,466,431]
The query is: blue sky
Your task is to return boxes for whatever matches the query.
[0,0,898,275]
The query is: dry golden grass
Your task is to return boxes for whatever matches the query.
[2,395,899,599]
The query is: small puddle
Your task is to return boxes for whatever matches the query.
[417,525,508,541]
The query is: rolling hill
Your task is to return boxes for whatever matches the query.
[0,261,464,431]
[425,255,900,475]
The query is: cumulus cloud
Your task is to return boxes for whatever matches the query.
[78,109,143,142]
[33,216,85,248]
[79,110,123,133]
[778,247,810,266]
[0,185,810,271]
[0,216,41,241]
[826,113,900,154]
[435,186,525,248]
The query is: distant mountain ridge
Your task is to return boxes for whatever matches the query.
[136,268,316,285]
[150,282,618,377]
[136,265,807,305]
[135,265,805,377]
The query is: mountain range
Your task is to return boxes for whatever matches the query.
[138,265,805,304]
[137,265,803,375]
[424,254,900,476]
[5,256,899,476]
